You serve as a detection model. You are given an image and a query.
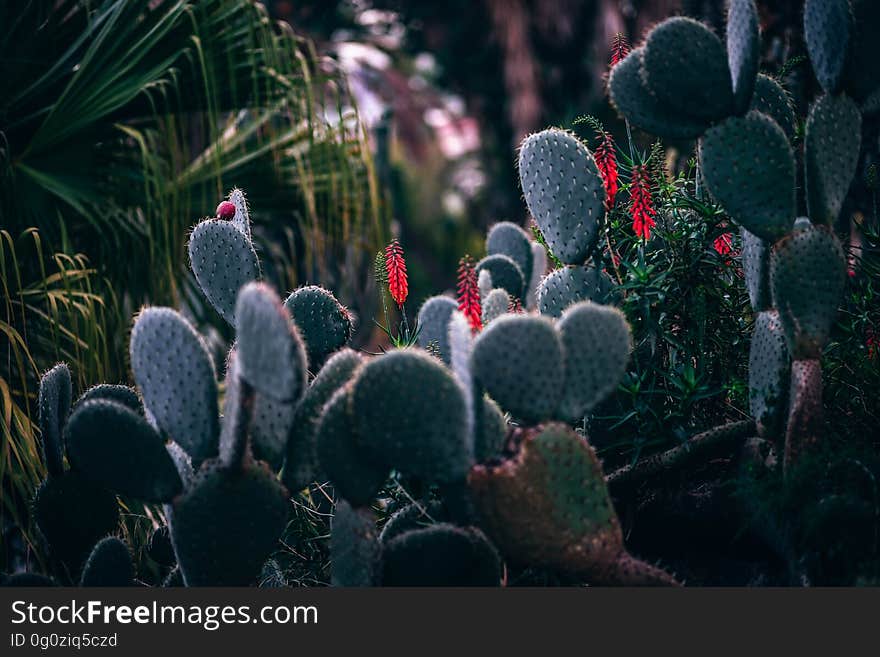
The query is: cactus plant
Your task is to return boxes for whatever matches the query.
[79,537,135,587]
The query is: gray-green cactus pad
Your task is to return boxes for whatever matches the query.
[609,48,709,139]
[741,228,771,312]
[749,74,795,139]
[416,295,458,364]
[352,349,471,483]
[537,265,616,317]
[76,384,142,415]
[80,537,134,587]
[331,500,381,587]
[804,93,862,225]
[38,363,71,477]
[66,399,183,503]
[518,128,604,265]
[481,288,510,325]
[642,17,734,121]
[130,307,219,465]
[770,224,847,359]
[726,0,760,115]
[188,218,260,325]
[284,285,353,371]
[804,0,851,94]
[475,254,525,300]
[557,301,632,421]
[487,221,533,281]
[748,310,790,440]
[699,111,795,242]
[472,314,563,423]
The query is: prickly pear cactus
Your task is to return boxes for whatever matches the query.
[748,310,790,441]
[330,500,382,587]
[537,265,616,317]
[416,295,458,363]
[80,537,134,587]
[726,0,760,115]
[486,222,533,284]
[518,128,605,265]
[804,0,852,94]
[469,423,678,585]
[481,288,510,325]
[475,254,524,301]
[284,285,353,371]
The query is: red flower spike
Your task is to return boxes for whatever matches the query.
[630,164,656,241]
[611,33,630,67]
[457,255,482,332]
[385,239,408,307]
[216,200,236,220]
[713,232,733,256]
[508,297,523,314]
[594,131,619,210]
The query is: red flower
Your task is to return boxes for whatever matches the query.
[385,239,408,307]
[216,200,235,220]
[593,131,619,210]
[457,255,482,332]
[630,164,656,241]
[611,33,630,67]
[713,232,733,256]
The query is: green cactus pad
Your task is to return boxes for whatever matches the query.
[557,301,632,421]
[481,288,510,325]
[352,349,471,483]
[475,254,524,300]
[537,265,616,318]
[843,0,880,102]
[66,399,183,503]
[415,295,457,364]
[130,307,219,465]
[748,310,791,440]
[76,384,142,415]
[33,471,119,574]
[784,358,824,471]
[284,285,353,371]
[475,395,508,463]
[188,218,261,325]
[699,111,795,242]
[80,537,134,587]
[381,524,501,586]
[227,188,252,240]
[331,500,381,587]
[38,363,72,478]
[236,282,308,402]
[804,94,862,225]
[642,17,734,121]
[469,423,621,573]
[770,224,846,359]
[166,442,194,490]
[284,348,363,492]
[486,222,533,281]
[526,242,548,309]
[472,314,563,423]
[147,526,176,567]
[741,228,772,311]
[518,128,604,265]
[749,74,796,139]
[317,386,387,506]
[218,354,258,468]
[378,501,444,543]
[726,0,760,114]
[804,0,851,94]
[477,269,493,300]
[171,458,289,586]
[609,48,709,139]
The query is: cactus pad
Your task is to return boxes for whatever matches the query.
[804,0,851,94]
[147,526,176,568]
[352,349,471,483]
[416,295,457,364]
[557,301,632,421]
[472,314,563,423]
[770,225,846,359]
[284,285,353,371]
[699,111,795,242]
[171,458,289,586]
[537,265,616,317]
[518,128,604,265]
[642,17,734,121]
[475,254,524,300]
[804,93,862,225]
[609,48,708,139]
[843,0,880,102]
[76,384,142,415]
[130,308,219,464]
[476,395,508,463]
[784,358,824,470]
[381,524,501,586]
[227,188,252,240]
[726,0,760,114]
[66,399,183,502]
[741,228,772,311]
[38,363,71,478]
[188,218,260,325]
[748,310,790,440]
[526,242,548,309]
[317,386,387,506]
[33,471,119,574]
[750,74,796,139]
[331,500,381,587]
[486,222,533,281]
[80,537,134,587]
[481,288,510,325]
[236,282,307,402]
[284,348,363,492]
